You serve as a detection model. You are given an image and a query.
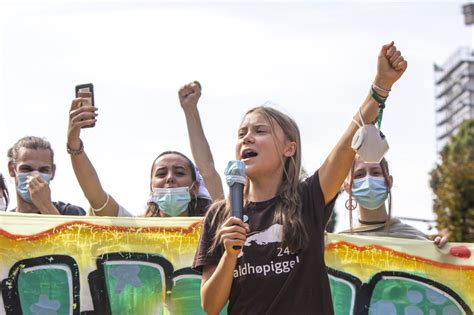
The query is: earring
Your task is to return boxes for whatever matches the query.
[345,198,357,211]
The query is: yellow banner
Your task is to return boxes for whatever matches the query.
[0,213,472,314]
[326,233,474,315]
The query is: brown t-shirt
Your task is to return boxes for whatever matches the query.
[193,171,336,314]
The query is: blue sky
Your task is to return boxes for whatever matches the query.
[0,1,469,233]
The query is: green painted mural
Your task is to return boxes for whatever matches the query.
[0,215,472,314]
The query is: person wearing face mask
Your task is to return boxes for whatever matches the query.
[340,156,448,248]
[66,91,213,217]
[190,42,407,314]
[141,150,212,217]
[0,174,9,211]
[6,136,86,215]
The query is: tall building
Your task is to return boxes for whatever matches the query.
[434,3,474,152]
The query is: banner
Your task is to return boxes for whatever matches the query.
[326,234,473,315]
[0,213,472,314]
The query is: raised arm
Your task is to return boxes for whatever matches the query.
[67,93,120,216]
[179,81,224,201]
[319,42,408,204]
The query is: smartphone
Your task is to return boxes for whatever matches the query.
[75,83,95,128]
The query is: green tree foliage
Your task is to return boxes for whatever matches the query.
[430,118,474,242]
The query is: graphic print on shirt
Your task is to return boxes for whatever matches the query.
[237,224,283,258]
[234,223,301,278]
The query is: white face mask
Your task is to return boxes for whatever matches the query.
[351,111,389,163]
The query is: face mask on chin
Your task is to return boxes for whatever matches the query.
[351,175,388,210]
[16,172,52,204]
[149,186,192,217]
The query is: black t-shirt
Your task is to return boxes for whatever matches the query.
[10,201,86,216]
[193,171,336,315]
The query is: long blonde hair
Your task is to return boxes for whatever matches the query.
[209,106,309,253]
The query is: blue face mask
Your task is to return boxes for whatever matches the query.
[351,175,388,210]
[150,187,191,217]
[16,172,52,204]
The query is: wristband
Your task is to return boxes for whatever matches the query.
[372,83,391,93]
[67,139,84,155]
[90,193,110,214]
[370,86,388,104]
[369,86,387,128]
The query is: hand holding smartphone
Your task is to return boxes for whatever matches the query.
[75,83,96,128]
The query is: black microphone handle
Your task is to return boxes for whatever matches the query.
[230,182,244,250]
[230,182,244,219]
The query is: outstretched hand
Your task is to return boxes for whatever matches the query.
[179,81,202,110]
[375,41,408,91]
[67,91,97,149]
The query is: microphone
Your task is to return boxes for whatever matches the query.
[224,160,247,250]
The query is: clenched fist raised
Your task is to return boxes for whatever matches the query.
[179,81,202,110]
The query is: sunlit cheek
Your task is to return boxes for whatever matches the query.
[235,144,241,160]
[178,177,194,188]
[151,178,164,189]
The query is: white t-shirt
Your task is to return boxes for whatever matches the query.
[117,204,133,217]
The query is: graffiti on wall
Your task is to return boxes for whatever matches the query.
[0,214,472,314]
[326,235,474,315]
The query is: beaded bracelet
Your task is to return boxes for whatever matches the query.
[67,139,84,155]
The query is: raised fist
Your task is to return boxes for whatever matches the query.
[375,41,408,91]
[178,81,202,110]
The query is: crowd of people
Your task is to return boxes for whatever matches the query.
[0,41,447,314]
